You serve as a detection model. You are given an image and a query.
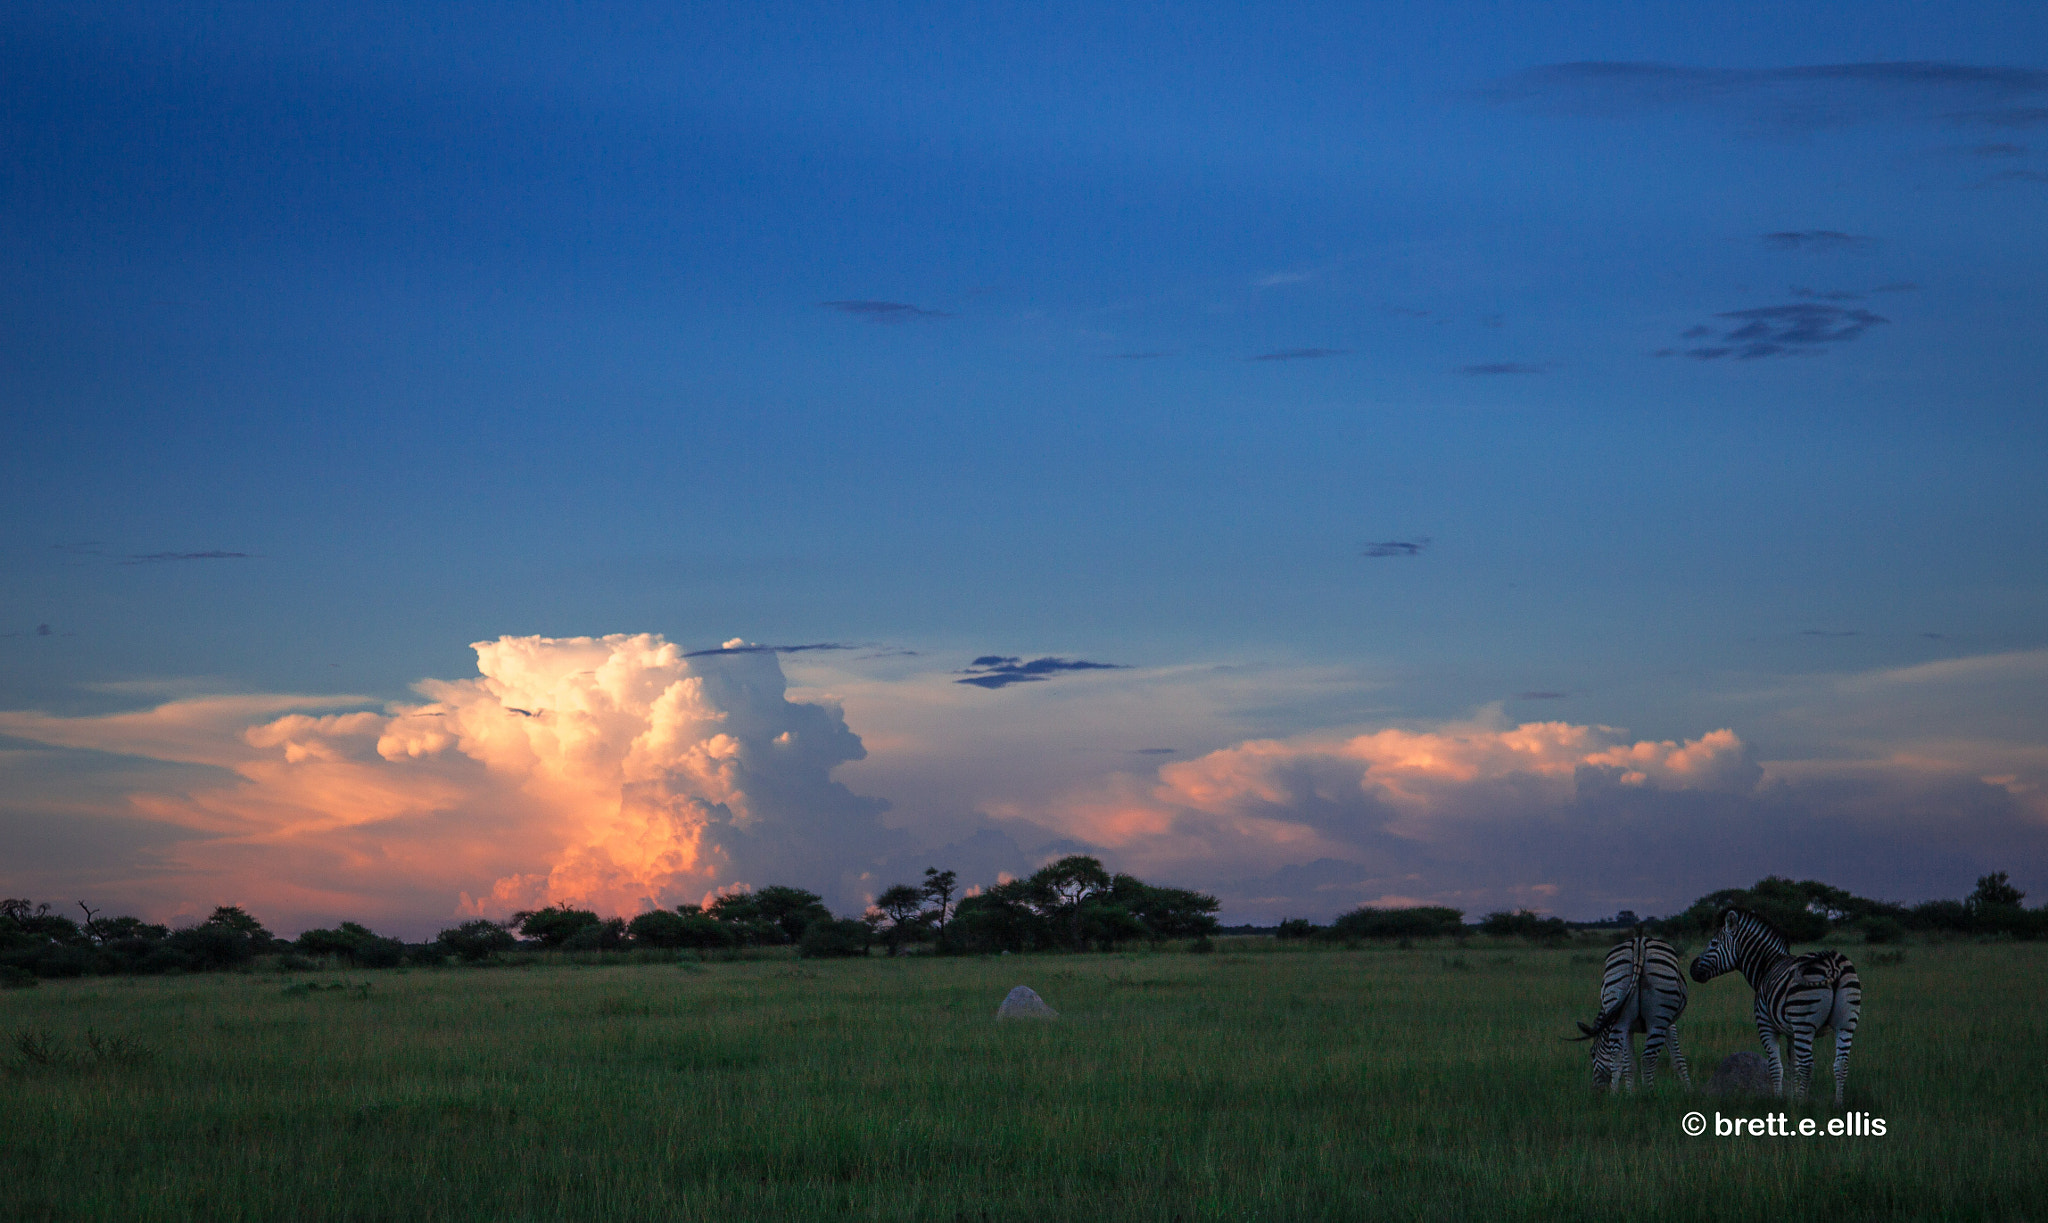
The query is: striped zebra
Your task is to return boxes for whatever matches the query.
[1567,932,1690,1092]
[1688,906,1862,1105]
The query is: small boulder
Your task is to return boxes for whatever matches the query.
[1708,1051,1775,1096]
[996,985,1058,1020]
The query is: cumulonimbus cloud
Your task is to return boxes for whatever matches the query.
[0,635,891,930]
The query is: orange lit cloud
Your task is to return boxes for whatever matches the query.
[0,635,889,932]
[999,720,1760,881]
[4,643,2044,933]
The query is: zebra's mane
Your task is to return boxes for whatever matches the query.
[1717,905,1790,949]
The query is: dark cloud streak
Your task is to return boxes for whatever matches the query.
[1763,230,1874,252]
[683,642,862,658]
[957,655,1127,689]
[1247,348,1348,361]
[1460,362,1549,375]
[120,551,258,564]
[1658,303,1888,360]
[819,300,951,321]
[1483,61,2048,130]
[1362,538,1432,558]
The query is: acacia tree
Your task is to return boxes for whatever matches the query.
[921,868,959,939]
[868,885,929,956]
[1029,855,1112,950]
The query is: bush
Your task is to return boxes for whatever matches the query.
[797,919,871,958]
[166,923,259,970]
[1276,919,1319,941]
[1479,910,1570,941]
[561,918,626,952]
[628,910,687,947]
[437,920,516,962]
[297,921,405,968]
[1327,906,1465,941]
[1862,917,1907,945]
[514,907,603,949]
[0,964,37,989]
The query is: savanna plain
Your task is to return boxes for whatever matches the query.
[4,940,2043,1222]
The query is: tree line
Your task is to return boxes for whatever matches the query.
[0,855,1222,982]
[4,866,2037,985]
[1271,872,2045,946]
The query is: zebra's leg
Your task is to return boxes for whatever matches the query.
[1641,1026,1664,1092]
[1831,993,1859,1107]
[1666,1022,1691,1090]
[1758,1022,1785,1096]
[1789,1026,1815,1101]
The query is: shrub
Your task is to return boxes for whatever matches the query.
[514,907,603,949]
[1479,910,1570,942]
[628,910,688,948]
[561,918,626,952]
[297,922,405,968]
[437,920,516,962]
[166,923,259,970]
[797,919,871,959]
[1276,919,1319,941]
[1862,917,1907,945]
[1327,906,1465,941]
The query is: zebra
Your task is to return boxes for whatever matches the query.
[1567,932,1690,1092]
[1689,906,1862,1105]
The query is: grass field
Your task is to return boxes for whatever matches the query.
[3,939,2043,1221]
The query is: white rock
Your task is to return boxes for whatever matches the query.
[996,985,1058,1020]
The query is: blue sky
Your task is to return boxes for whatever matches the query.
[4,2,2046,933]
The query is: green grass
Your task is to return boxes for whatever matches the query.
[3,940,2043,1221]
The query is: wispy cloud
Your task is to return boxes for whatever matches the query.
[1460,362,1550,375]
[120,550,258,565]
[1976,168,2048,186]
[1656,302,1889,360]
[53,542,260,565]
[1483,61,2048,131]
[956,655,1127,689]
[1247,348,1348,362]
[1800,629,1861,638]
[1361,538,1431,558]
[682,641,861,658]
[1763,230,1875,252]
[819,300,951,321]
[1944,107,2048,129]
[1515,691,1569,700]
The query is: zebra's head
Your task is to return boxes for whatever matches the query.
[1689,906,1787,984]
[1566,1006,1626,1085]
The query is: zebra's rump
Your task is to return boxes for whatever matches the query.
[1760,951,1860,1030]
[1595,936,1688,1033]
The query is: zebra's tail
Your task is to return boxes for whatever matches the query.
[1566,995,1630,1042]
